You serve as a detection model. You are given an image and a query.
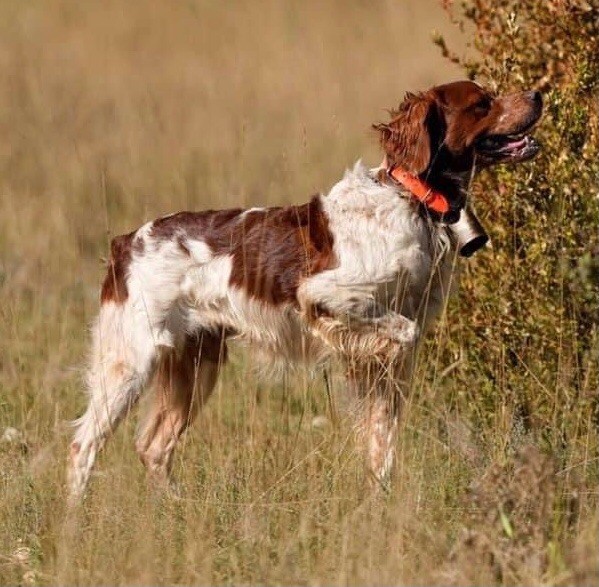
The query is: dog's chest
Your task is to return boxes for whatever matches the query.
[331,201,445,276]
[318,166,453,319]
[347,209,446,303]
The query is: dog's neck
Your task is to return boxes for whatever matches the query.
[380,157,469,223]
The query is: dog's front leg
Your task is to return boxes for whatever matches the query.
[345,359,405,489]
[370,312,420,347]
[309,307,419,362]
[341,316,415,488]
[307,305,417,487]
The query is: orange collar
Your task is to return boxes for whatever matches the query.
[388,167,450,215]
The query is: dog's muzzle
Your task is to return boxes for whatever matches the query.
[448,207,489,257]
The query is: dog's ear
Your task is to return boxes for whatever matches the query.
[373,93,441,176]
[372,122,393,144]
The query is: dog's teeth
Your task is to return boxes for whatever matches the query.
[507,132,527,141]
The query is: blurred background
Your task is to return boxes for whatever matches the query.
[0,2,468,582]
[0,0,465,462]
[0,0,464,287]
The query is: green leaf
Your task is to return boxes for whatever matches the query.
[499,507,514,539]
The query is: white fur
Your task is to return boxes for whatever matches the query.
[301,162,455,329]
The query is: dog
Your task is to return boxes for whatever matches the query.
[67,80,542,501]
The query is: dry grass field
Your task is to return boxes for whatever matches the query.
[0,0,597,585]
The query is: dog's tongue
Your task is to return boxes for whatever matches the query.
[502,136,528,151]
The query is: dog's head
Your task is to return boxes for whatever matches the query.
[374,80,543,179]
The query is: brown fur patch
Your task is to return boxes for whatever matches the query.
[100,232,134,304]
[157,330,227,396]
[373,92,438,176]
[110,361,128,378]
[228,197,335,304]
[149,196,335,306]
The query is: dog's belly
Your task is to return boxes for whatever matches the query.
[180,269,326,364]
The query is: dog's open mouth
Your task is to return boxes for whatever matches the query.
[476,121,541,163]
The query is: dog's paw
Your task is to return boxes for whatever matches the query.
[379,314,419,346]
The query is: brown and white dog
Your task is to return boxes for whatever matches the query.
[68,80,542,501]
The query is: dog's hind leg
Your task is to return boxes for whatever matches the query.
[135,331,226,488]
[67,301,161,504]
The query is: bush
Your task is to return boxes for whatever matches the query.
[427,2,599,582]
[434,0,598,448]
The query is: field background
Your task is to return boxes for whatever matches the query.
[0,0,597,585]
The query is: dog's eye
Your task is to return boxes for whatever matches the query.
[472,97,492,115]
